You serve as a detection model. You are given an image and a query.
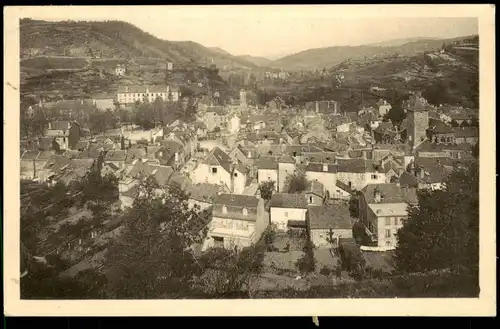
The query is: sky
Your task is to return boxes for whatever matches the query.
[20,5,479,59]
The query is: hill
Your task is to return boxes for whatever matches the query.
[236,55,274,67]
[20,19,258,70]
[271,35,477,71]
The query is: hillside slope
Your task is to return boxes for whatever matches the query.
[271,36,477,71]
[236,55,274,67]
[20,19,257,70]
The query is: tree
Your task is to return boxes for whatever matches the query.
[395,161,479,279]
[296,240,316,274]
[77,170,119,204]
[104,178,208,298]
[348,191,360,218]
[194,244,265,297]
[283,172,308,194]
[258,180,276,201]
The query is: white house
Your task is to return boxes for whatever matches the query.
[305,162,337,199]
[269,193,308,232]
[203,194,269,251]
[229,114,241,134]
[192,147,233,191]
[256,157,278,187]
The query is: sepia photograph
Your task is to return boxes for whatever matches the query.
[3,4,496,316]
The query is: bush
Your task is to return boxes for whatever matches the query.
[319,266,331,276]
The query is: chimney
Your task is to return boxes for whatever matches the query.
[374,187,382,203]
[33,158,36,179]
[48,122,52,130]
[247,151,252,158]
[315,101,319,113]
[323,163,328,172]
[125,86,129,93]
[144,146,148,155]
[419,168,425,179]
[81,99,84,105]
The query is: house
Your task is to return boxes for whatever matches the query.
[305,181,326,206]
[414,140,474,160]
[57,159,96,185]
[203,194,268,251]
[307,204,354,247]
[334,180,354,201]
[452,127,479,145]
[228,144,258,167]
[192,147,233,191]
[188,183,227,210]
[104,150,127,170]
[158,139,185,170]
[359,183,418,250]
[199,106,227,132]
[336,158,386,192]
[269,193,308,232]
[305,162,337,199]
[256,157,279,187]
[406,159,452,190]
[277,156,297,192]
[46,121,73,150]
[115,64,126,76]
[426,119,455,144]
[116,85,175,105]
[304,100,340,115]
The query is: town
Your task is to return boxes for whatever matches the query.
[19,18,480,299]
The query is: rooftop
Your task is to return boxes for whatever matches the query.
[270,193,308,209]
[361,183,418,205]
[307,204,353,230]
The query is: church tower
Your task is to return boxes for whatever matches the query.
[406,92,430,148]
[239,89,247,108]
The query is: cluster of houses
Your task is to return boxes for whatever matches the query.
[21,86,478,256]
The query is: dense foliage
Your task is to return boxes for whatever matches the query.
[283,172,309,194]
[395,161,479,281]
[258,180,276,201]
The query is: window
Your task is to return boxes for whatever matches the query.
[371,174,378,180]
[242,208,248,216]
[309,196,313,204]
[394,217,399,226]
[284,212,289,217]
[385,217,391,226]
[385,229,391,238]
[348,181,352,188]
[234,172,238,177]
[222,205,227,214]
[212,167,217,174]
[386,240,392,246]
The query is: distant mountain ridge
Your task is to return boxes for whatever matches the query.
[269,35,477,70]
[20,19,258,70]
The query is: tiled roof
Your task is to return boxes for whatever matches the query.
[405,94,432,112]
[213,193,260,208]
[203,147,232,173]
[188,183,221,202]
[256,157,278,170]
[305,162,338,173]
[168,171,192,191]
[117,85,170,93]
[306,180,325,197]
[336,180,354,194]
[337,158,377,173]
[428,120,453,134]
[21,150,40,160]
[308,204,353,230]
[49,121,71,131]
[105,150,127,162]
[452,127,479,138]
[270,193,308,209]
[152,165,174,186]
[361,183,418,204]
[416,165,451,184]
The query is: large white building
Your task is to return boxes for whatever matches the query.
[116,85,181,105]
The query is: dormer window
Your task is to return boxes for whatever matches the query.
[222,205,227,214]
[242,207,248,216]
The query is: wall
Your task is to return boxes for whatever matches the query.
[232,169,247,194]
[278,163,296,192]
[104,160,125,170]
[408,110,429,147]
[305,171,336,198]
[310,228,353,248]
[204,216,256,251]
[305,193,324,206]
[270,207,307,232]
[337,172,366,191]
[455,136,478,145]
[193,163,231,187]
[376,213,406,248]
[257,168,278,186]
